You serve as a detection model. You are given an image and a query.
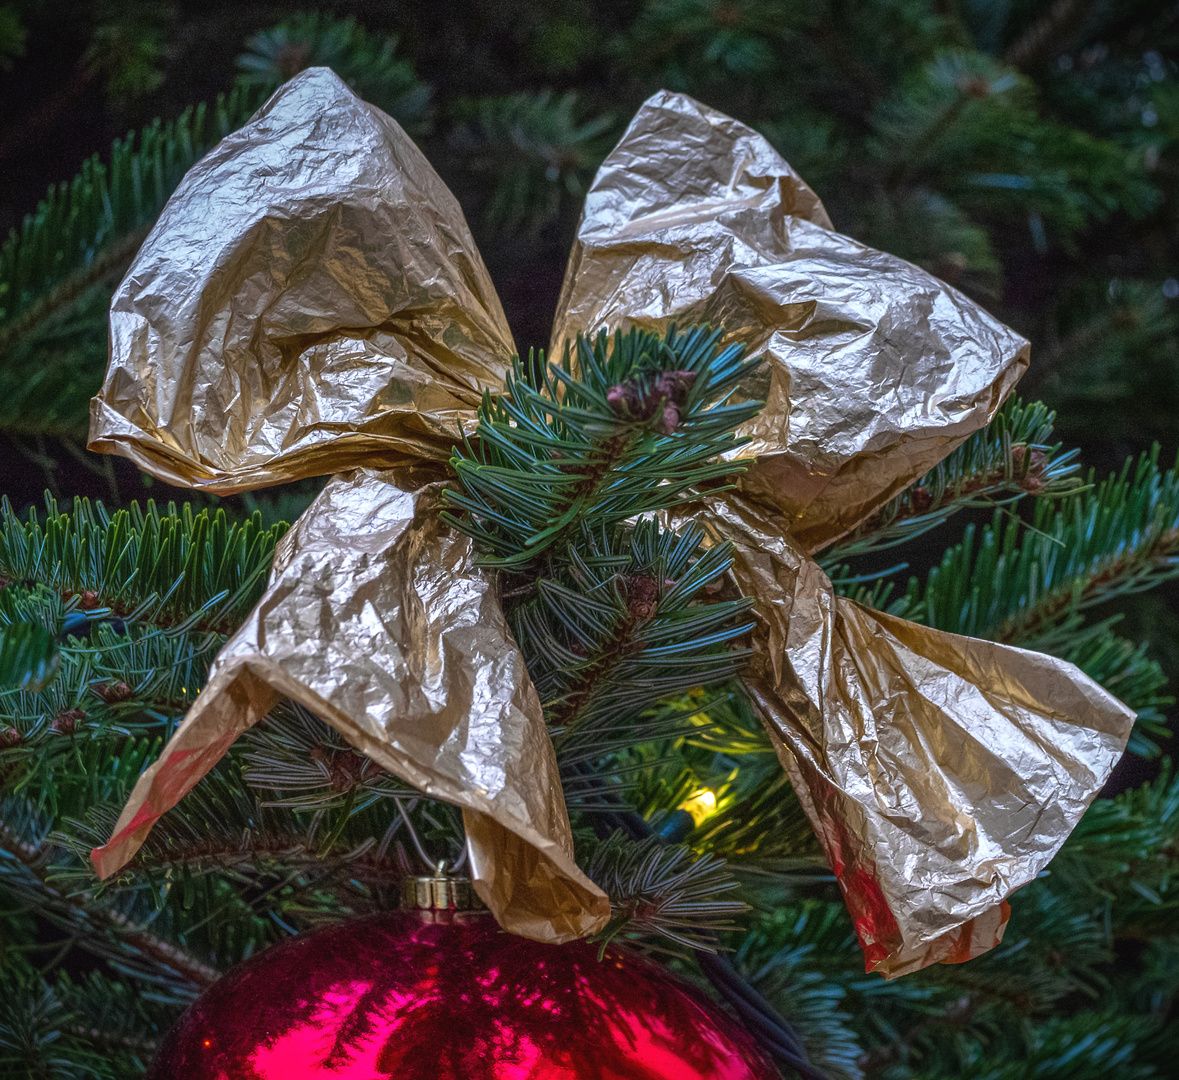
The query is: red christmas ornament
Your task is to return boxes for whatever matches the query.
[148,910,778,1080]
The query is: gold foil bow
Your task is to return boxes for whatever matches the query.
[553,92,1030,554]
[88,71,1134,971]
[681,495,1131,976]
[92,469,608,942]
[90,66,514,493]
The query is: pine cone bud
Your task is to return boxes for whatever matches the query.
[659,402,681,435]
[1011,444,1048,494]
[312,745,371,793]
[95,681,133,704]
[625,575,661,621]
[958,75,992,97]
[606,381,645,417]
[606,370,697,433]
[909,486,934,513]
[52,708,87,735]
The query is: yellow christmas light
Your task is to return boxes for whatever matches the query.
[678,789,717,827]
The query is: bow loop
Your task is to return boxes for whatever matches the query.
[552,90,1030,551]
[679,492,1134,976]
[88,70,606,945]
[90,66,515,494]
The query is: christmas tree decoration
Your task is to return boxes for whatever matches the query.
[682,495,1128,975]
[147,893,778,1080]
[557,94,1136,974]
[87,67,1133,978]
[90,470,610,942]
[88,66,513,492]
[551,92,1029,555]
[86,68,610,945]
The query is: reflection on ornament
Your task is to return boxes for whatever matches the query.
[679,789,719,827]
[148,910,777,1080]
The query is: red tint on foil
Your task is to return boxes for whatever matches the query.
[148,911,777,1080]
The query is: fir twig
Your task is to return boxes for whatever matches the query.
[443,325,763,570]
[902,448,1179,643]
[819,397,1082,563]
[586,832,746,953]
[0,85,262,351]
[0,813,219,989]
[511,521,753,761]
[0,495,286,637]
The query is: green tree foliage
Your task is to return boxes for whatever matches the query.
[236,13,430,128]
[3,1,1174,451]
[0,5,24,70]
[449,90,615,234]
[0,85,262,438]
[1,4,1178,1079]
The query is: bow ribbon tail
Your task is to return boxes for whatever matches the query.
[90,471,610,943]
[698,493,1134,976]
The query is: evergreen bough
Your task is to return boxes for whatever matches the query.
[2,4,1178,1078]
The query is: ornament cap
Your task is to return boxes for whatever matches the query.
[401,862,485,912]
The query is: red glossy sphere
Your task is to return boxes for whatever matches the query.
[148,910,778,1080]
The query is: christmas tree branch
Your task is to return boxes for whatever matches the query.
[819,397,1082,563]
[237,14,430,130]
[61,1023,158,1057]
[443,326,763,570]
[0,87,261,354]
[902,449,1179,643]
[60,709,454,901]
[1045,619,1173,756]
[0,813,219,989]
[585,832,746,952]
[240,701,417,813]
[66,752,408,889]
[1004,0,1099,70]
[511,521,753,767]
[450,90,615,234]
[449,327,773,963]
[870,49,1156,247]
[0,495,285,638]
[577,792,828,1080]
[0,224,150,360]
[116,838,399,886]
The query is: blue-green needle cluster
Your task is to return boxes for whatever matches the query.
[442,324,762,569]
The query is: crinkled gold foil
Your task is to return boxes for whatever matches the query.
[87,75,1134,976]
[683,493,1134,977]
[91,472,610,944]
[89,67,515,494]
[552,91,1030,552]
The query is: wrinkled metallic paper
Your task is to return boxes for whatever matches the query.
[552,91,1031,552]
[89,72,1133,974]
[90,471,610,943]
[679,493,1134,976]
[89,67,515,494]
